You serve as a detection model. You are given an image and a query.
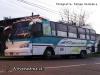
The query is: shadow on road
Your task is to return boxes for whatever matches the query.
[0,55,88,61]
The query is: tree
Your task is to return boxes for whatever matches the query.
[60,8,88,26]
[60,8,70,23]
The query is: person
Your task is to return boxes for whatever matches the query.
[0,26,4,56]
[91,45,95,52]
[97,40,100,52]
[0,26,12,56]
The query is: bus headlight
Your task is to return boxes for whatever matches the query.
[20,43,29,48]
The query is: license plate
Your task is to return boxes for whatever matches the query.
[10,52,13,56]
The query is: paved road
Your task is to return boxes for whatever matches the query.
[0,57,100,75]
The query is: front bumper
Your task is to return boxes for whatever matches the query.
[5,48,32,56]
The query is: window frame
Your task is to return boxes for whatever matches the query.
[90,29,96,40]
[42,20,52,36]
[77,27,86,39]
[68,25,77,33]
[85,29,91,40]
[68,25,77,38]
[50,21,57,36]
[30,22,43,36]
[56,23,68,37]
[56,23,68,32]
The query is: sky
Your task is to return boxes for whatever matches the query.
[0,0,100,33]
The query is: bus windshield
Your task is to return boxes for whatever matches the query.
[12,21,43,39]
[13,21,30,39]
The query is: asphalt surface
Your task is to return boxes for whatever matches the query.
[0,57,100,75]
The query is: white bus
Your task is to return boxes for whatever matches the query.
[5,17,96,58]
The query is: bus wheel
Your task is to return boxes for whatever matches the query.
[43,48,54,59]
[79,51,87,58]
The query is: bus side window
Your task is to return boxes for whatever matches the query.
[90,29,96,40]
[50,21,56,36]
[56,23,67,37]
[42,20,51,36]
[68,26,77,38]
[78,28,86,39]
[86,29,90,40]
[31,22,42,36]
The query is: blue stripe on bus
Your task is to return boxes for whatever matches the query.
[12,36,61,45]
[13,36,95,46]
[30,36,62,45]
[13,38,30,42]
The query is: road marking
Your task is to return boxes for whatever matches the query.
[0,70,5,73]
[94,63,100,65]
[45,62,100,69]
[0,70,13,73]
[0,62,100,71]
[45,64,87,69]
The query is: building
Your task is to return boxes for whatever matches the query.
[0,14,42,27]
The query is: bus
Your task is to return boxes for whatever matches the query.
[5,16,96,58]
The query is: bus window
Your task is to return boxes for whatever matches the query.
[86,29,90,40]
[68,26,77,38]
[31,22,42,36]
[50,22,56,36]
[90,29,96,35]
[14,21,31,39]
[78,28,86,39]
[56,23,67,37]
[86,29,89,34]
[42,19,51,36]
[90,29,96,40]
[86,35,90,40]
[91,35,96,40]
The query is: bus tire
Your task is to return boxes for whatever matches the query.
[43,47,55,59]
[79,50,87,58]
